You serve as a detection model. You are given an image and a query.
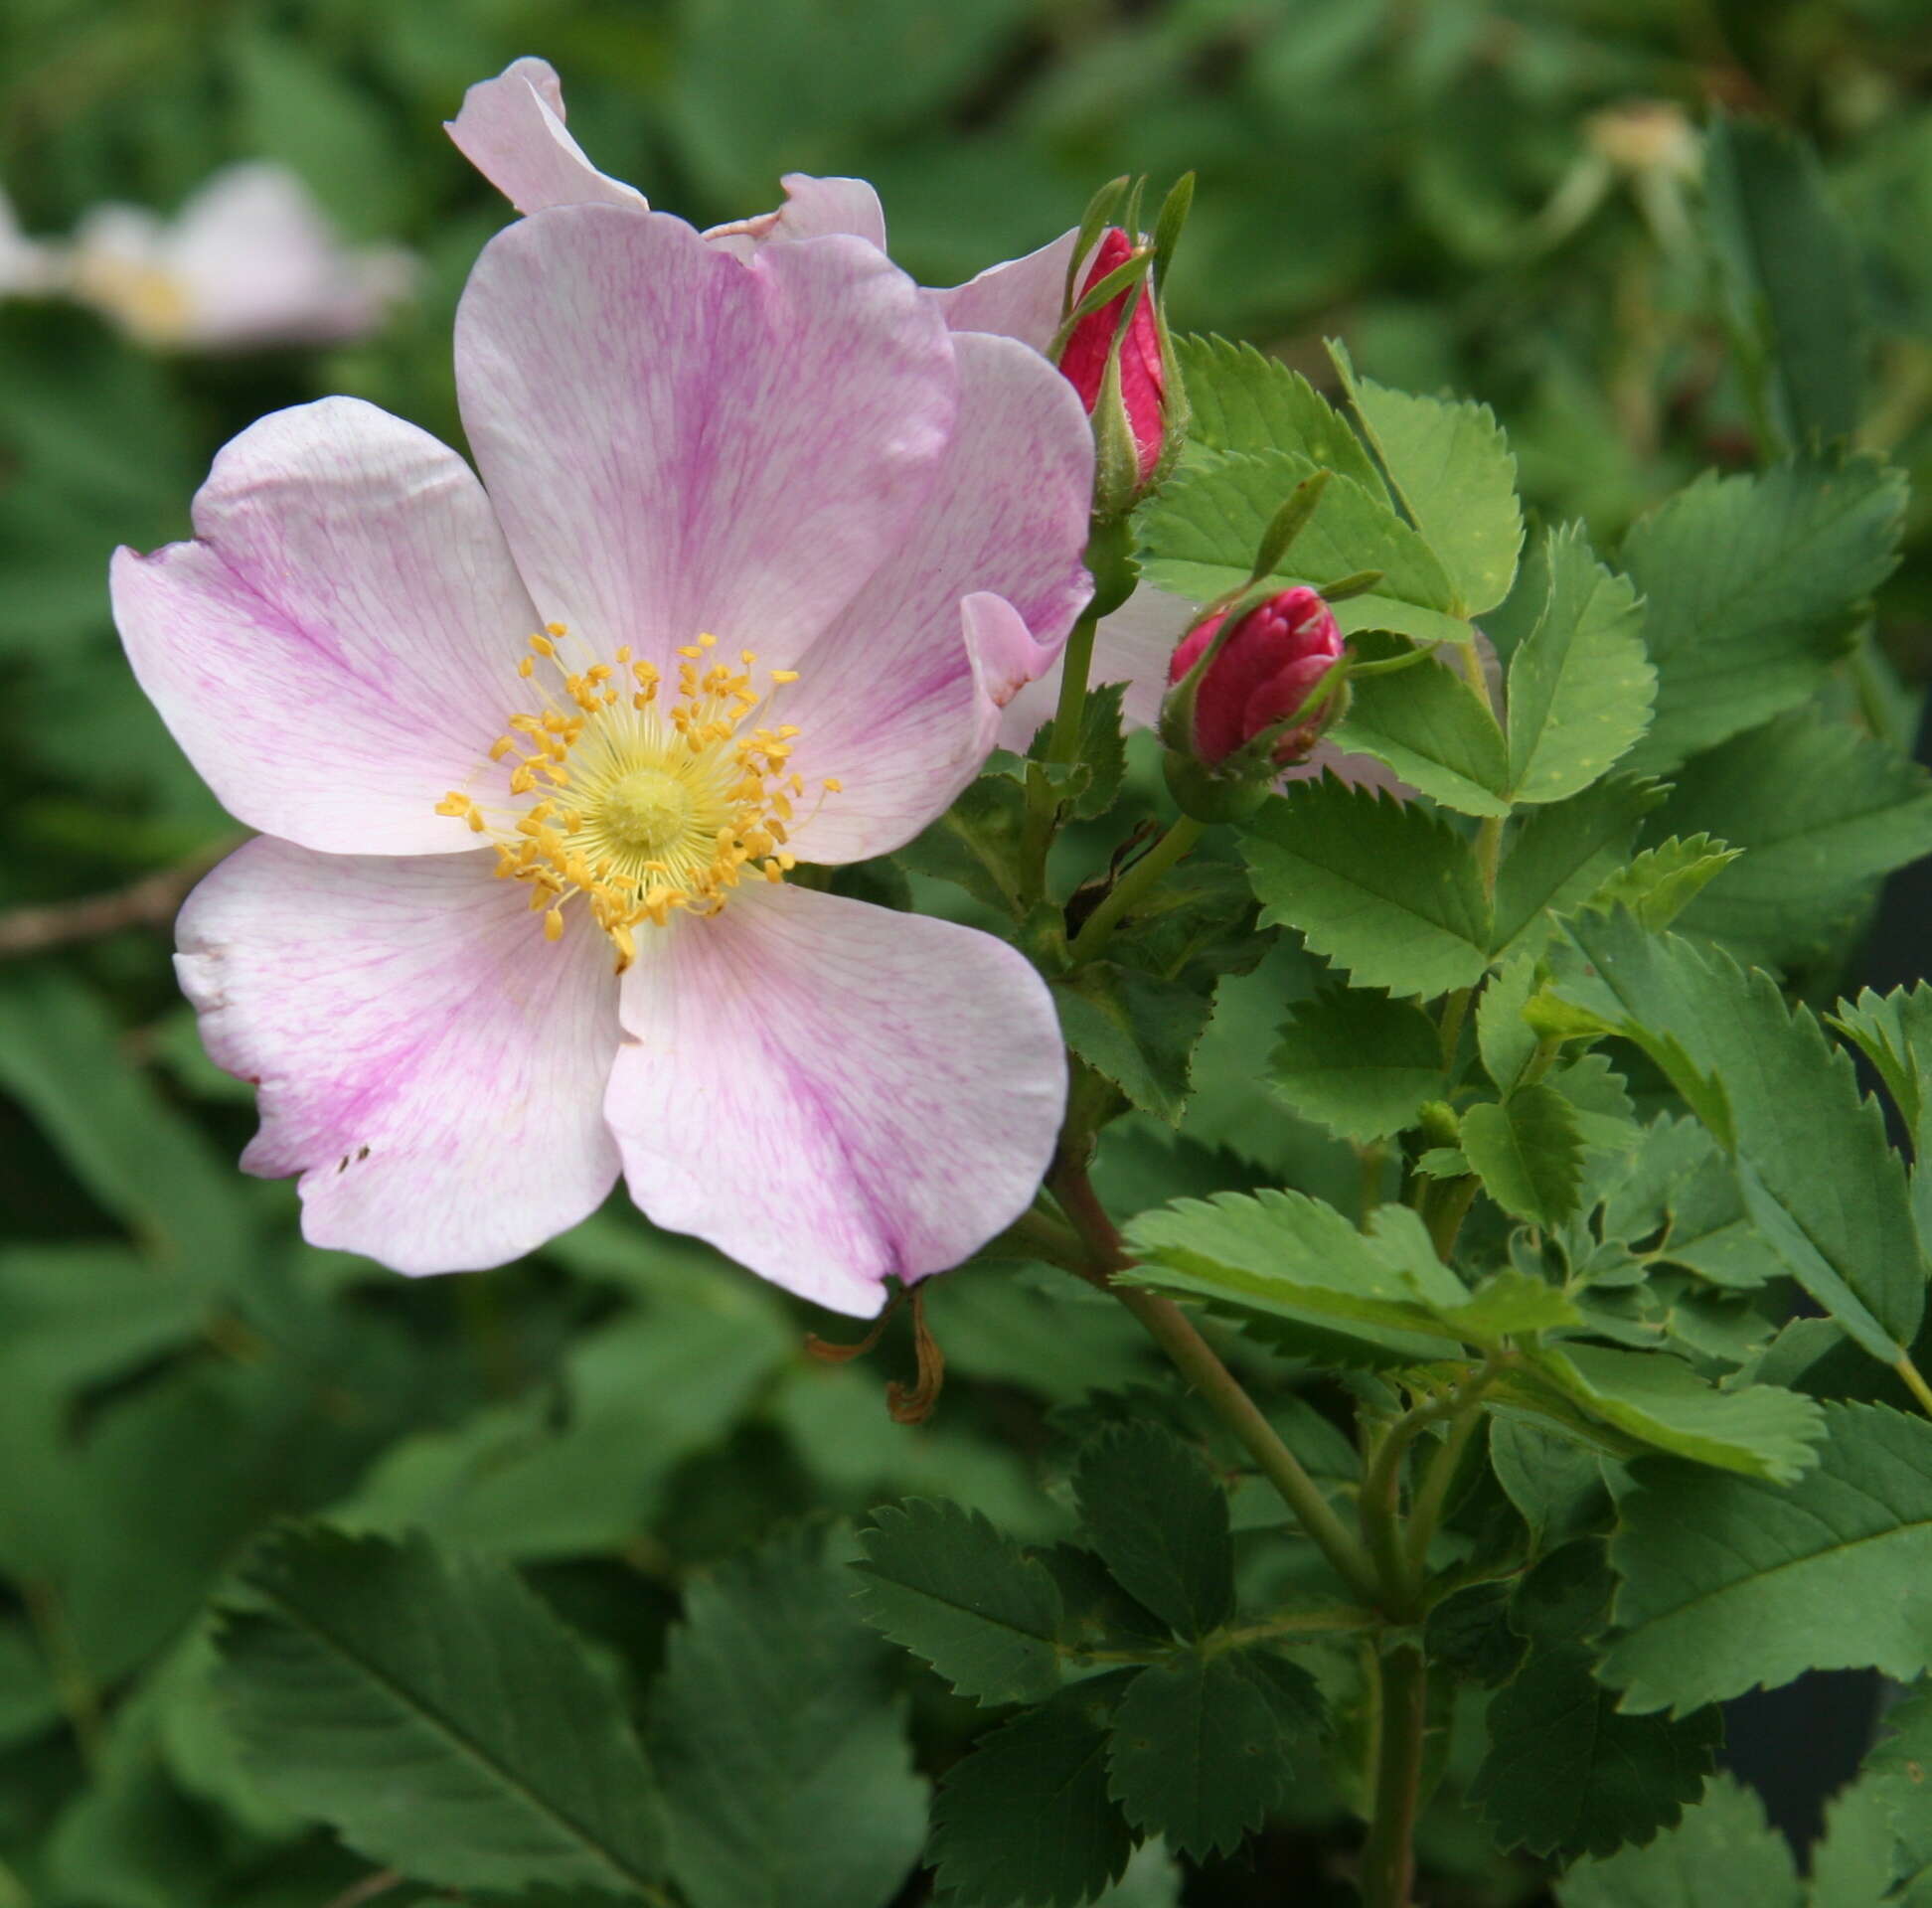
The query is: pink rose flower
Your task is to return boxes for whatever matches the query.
[110,206,1093,1315]
[68,163,412,352]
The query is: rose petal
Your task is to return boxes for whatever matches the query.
[704,174,888,256]
[995,582,1196,753]
[777,329,1093,863]
[111,397,544,855]
[178,839,621,1274]
[606,881,1065,1316]
[455,206,957,674]
[931,230,1078,353]
[446,57,647,216]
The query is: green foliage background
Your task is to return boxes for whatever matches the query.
[3,2,1932,1904]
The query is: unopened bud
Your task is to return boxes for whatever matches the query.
[1057,228,1170,507]
[1165,586,1347,768]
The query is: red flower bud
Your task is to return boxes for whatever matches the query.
[1167,587,1346,766]
[1057,228,1166,484]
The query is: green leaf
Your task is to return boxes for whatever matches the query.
[1033,682,1128,822]
[0,968,252,1290]
[1491,776,1668,957]
[1489,1416,1611,1553]
[650,1527,927,1908]
[853,1499,1064,1705]
[1478,956,1541,1094]
[1601,1403,1932,1713]
[1073,1422,1234,1639]
[1326,641,1511,816]
[1620,458,1906,772]
[900,770,1028,913]
[1503,526,1654,805]
[1646,710,1932,970]
[1269,988,1443,1142]
[1470,1644,1721,1858]
[1137,446,1467,646]
[928,1675,1137,1908]
[1340,366,1524,615]
[1705,115,1862,449]
[1512,1341,1825,1482]
[1834,982,1932,1146]
[1053,964,1213,1125]
[1582,835,1741,932]
[1105,1654,1304,1859]
[1545,910,1925,1361]
[1808,1773,1902,1908]
[1242,781,1491,1000]
[1174,334,1381,488]
[1461,1084,1585,1228]
[1124,1192,1576,1359]
[1555,1774,1803,1908]
[213,1526,667,1896]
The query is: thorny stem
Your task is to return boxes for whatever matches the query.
[0,835,241,958]
[1049,1161,1384,1607]
[1064,814,1206,965]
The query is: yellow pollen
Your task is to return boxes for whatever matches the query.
[437,628,835,970]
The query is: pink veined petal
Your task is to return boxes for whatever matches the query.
[778,328,1093,864]
[704,174,888,257]
[455,206,957,674]
[931,229,1078,353]
[606,882,1066,1317]
[446,57,647,216]
[177,839,621,1275]
[110,397,545,856]
[995,582,1196,753]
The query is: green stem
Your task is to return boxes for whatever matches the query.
[1051,1164,1384,1606]
[1358,1645,1426,1908]
[1065,814,1206,965]
[1896,1353,1932,1421]
[1019,608,1102,901]
[1425,1177,1480,1261]
[1404,1403,1486,1575]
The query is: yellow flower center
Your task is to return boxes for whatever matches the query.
[71,254,193,347]
[435,626,840,971]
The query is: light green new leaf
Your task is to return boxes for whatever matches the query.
[1704,115,1862,450]
[1074,1422,1233,1640]
[1808,1775,1903,1908]
[1648,710,1932,971]
[1513,1342,1825,1482]
[1137,446,1466,646]
[1504,526,1654,804]
[1601,1403,1932,1714]
[853,1500,1063,1706]
[1471,1643,1721,1859]
[1581,835,1740,932]
[1326,641,1511,816]
[1174,334,1381,487]
[1341,364,1524,615]
[1269,988,1444,1142]
[214,1526,668,1897]
[1478,956,1541,1094]
[651,1528,927,1908]
[929,1675,1136,1908]
[1556,1775,1802,1908]
[1461,1084,1584,1228]
[1620,457,1905,772]
[1833,982,1932,1143]
[1546,910,1924,1362]
[1242,781,1491,1000]
[1491,775,1667,956]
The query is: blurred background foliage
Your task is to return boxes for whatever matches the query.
[1,1,1930,1904]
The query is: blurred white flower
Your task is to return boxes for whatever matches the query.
[67,163,413,351]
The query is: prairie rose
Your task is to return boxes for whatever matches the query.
[110,207,1093,1315]
[69,163,412,352]
[448,56,1198,747]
